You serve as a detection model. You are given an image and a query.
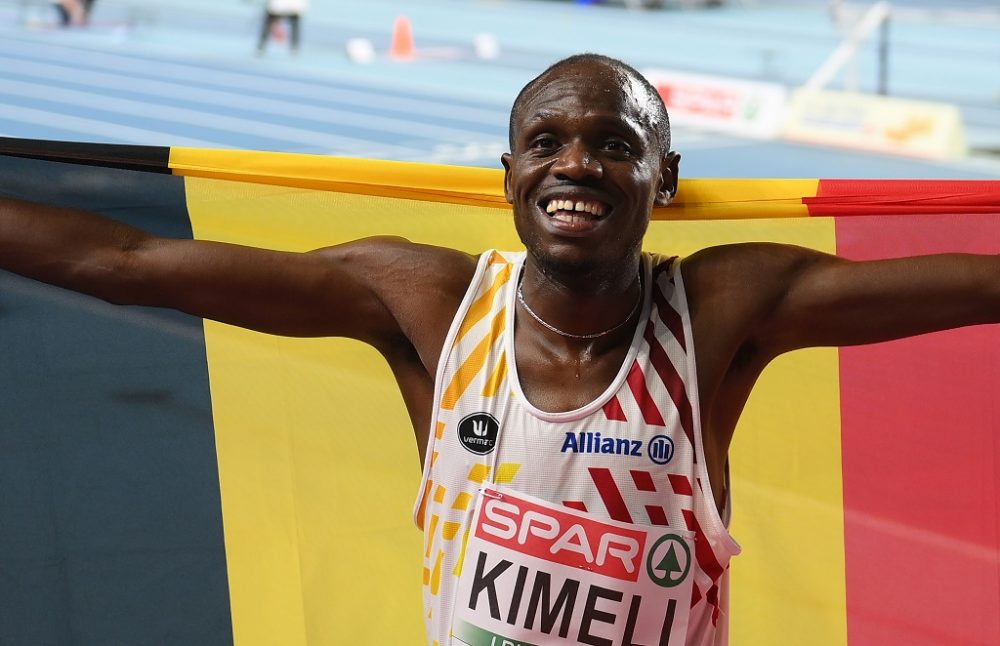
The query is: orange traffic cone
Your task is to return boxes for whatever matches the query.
[389,16,415,61]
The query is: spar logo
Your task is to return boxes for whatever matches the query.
[462,491,689,643]
[645,534,691,588]
[477,492,646,581]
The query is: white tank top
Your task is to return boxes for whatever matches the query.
[414,250,741,646]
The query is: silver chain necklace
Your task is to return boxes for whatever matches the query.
[516,278,643,340]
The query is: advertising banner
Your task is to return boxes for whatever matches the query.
[784,89,967,160]
[643,68,787,139]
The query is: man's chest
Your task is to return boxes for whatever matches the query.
[513,337,634,413]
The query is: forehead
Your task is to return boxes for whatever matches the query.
[515,63,658,140]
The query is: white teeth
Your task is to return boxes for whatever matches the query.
[544,199,607,217]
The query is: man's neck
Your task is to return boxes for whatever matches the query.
[517,254,644,346]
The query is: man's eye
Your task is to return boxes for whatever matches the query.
[530,136,557,149]
[603,140,631,154]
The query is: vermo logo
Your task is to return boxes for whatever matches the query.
[648,435,674,465]
[457,413,499,455]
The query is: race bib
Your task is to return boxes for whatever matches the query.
[452,487,695,646]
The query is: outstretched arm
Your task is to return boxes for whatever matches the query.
[753,245,1000,356]
[685,243,999,367]
[0,196,468,347]
[683,243,999,511]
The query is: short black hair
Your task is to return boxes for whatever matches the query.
[508,53,671,154]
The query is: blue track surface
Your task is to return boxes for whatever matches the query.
[1,0,998,178]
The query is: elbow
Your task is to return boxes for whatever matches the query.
[81,245,150,307]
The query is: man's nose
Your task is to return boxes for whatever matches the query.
[551,142,603,181]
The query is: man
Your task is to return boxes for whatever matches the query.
[55,0,95,26]
[256,0,308,56]
[1,54,997,644]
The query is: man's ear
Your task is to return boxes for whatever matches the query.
[501,152,514,203]
[654,151,681,207]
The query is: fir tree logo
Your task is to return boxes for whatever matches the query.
[646,534,692,588]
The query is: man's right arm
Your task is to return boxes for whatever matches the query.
[0,197,470,349]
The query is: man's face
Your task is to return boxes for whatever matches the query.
[502,62,679,280]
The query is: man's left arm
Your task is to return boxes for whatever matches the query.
[758,247,1000,356]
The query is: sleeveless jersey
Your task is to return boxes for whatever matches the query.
[413,250,741,646]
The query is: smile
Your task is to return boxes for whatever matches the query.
[544,199,608,218]
[540,198,611,233]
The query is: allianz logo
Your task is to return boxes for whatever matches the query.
[560,432,675,465]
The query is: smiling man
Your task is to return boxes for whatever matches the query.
[1,53,999,645]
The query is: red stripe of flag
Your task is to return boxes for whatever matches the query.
[836,212,1000,645]
[807,179,1000,216]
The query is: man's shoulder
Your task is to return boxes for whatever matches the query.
[676,242,833,312]
[306,237,483,311]
[680,242,824,280]
[321,236,479,275]
[642,243,807,275]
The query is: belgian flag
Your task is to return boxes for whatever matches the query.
[1,138,999,645]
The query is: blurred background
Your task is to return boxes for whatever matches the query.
[1,0,998,178]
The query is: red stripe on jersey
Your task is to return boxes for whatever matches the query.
[625,361,666,426]
[588,467,634,524]
[644,322,696,457]
[602,395,628,422]
[652,257,676,281]
[652,278,687,351]
[645,505,669,526]
[690,584,703,608]
[683,509,725,583]
[706,584,721,624]
[668,473,694,496]
[562,500,588,512]
[630,469,657,492]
